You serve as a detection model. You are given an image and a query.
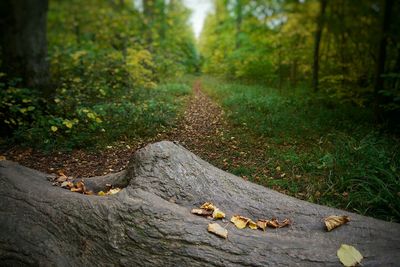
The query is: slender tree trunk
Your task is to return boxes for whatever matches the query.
[235,0,243,49]
[0,0,50,96]
[374,0,394,120]
[143,0,155,50]
[312,0,328,92]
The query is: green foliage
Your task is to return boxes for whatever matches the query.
[199,0,400,117]
[0,0,197,150]
[0,80,190,150]
[202,76,400,221]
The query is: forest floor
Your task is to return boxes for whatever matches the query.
[2,78,399,221]
[1,79,268,186]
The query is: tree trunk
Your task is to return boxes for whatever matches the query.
[1,141,399,266]
[143,0,155,50]
[373,0,394,121]
[311,0,328,92]
[235,0,243,50]
[0,0,50,95]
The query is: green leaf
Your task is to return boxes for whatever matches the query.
[337,244,363,267]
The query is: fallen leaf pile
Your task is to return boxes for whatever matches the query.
[48,171,69,185]
[192,202,292,239]
[337,244,363,267]
[191,202,226,220]
[61,180,94,195]
[231,215,291,231]
[324,215,350,231]
[48,171,121,196]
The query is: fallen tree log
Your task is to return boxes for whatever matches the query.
[0,141,399,266]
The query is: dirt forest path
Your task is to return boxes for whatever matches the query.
[2,80,231,178]
[169,79,227,156]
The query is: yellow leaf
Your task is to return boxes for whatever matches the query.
[324,215,350,231]
[51,126,58,132]
[200,202,216,211]
[207,223,228,239]
[248,220,258,230]
[212,208,226,220]
[337,244,363,267]
[63,121,73,129]
[231,215,250,229]
[0,155,6,161]
[98,191,106,196]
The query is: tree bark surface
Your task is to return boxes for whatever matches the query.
[0,0,50,93]
[1,141,399,266]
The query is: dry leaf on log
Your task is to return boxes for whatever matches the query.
[201,202,216,211]
[256,220,268,231]
[212,208,226,219]
[191,208,213,216]
[231,215,251,229]
[207,223,228,239]
[324,215,350,231]
[337,244,363,266]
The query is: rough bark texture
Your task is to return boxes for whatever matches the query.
[0,0,50,93]
[1,141,399,266]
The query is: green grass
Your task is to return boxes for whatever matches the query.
[202,76,400,222]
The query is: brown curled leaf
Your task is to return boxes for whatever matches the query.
[61,181,74,189]
[324,215,350,231]
[256,220,268,231]
[71,187,83,193]
[191,208,213,216]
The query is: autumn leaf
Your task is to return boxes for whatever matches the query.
[324,215,350,231]
[56,174,68,183]
[248,220,258,230]
[201,202,216,211]
[231,215,251,229]
[61,181,74,188]
[207,223,228,239]
[337,244,363,266]
[71,187,83,193]
[266,218,292,228]
[108,188,121,195]
[191,208,213,216]
[51,126,58,132]
[256,220,268,231]
[96,188,122,196]
[0,155,6,161]
[212,208,225,219]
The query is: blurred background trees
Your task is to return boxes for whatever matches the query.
[0,0,197,148]
[200,0,400,124]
